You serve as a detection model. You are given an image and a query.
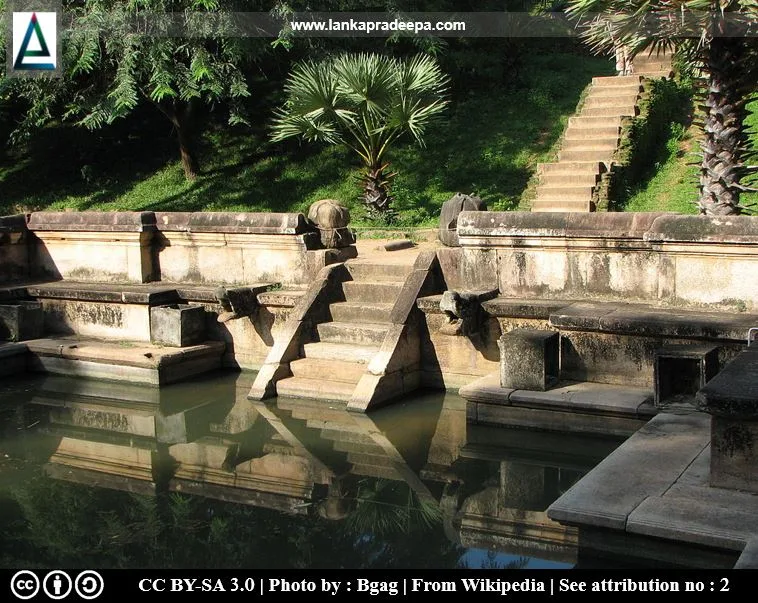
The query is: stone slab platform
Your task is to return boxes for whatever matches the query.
[460,373,653,437]
[25,337,225,386]
[547,412,758,568]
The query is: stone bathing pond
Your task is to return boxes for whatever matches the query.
[1,207,758,569]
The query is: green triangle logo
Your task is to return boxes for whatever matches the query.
[14,13,55,70]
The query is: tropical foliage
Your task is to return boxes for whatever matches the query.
[271,52,449,216]
[8,0,263,180]
[565,0,758,215]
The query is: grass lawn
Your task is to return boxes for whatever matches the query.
[622,98,758,214]
[0,51,614,226]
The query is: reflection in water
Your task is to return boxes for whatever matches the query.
[0,371,621,569]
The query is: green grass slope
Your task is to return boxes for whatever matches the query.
[0,52,614,226]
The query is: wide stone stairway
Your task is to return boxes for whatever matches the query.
[531,50,673,213]
[275,252,417,403]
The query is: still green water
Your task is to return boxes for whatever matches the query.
[0,370,622,570]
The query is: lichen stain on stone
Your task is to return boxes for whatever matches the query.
[67,302,124,328]
[716,423,754,459]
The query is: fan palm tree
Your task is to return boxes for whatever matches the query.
[271,52,449,216]
[565,0,758,215]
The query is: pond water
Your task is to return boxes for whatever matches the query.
[0,370,626,570]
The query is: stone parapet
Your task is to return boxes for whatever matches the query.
[456,211,758,311]
[27,212,157,283]
[155,211,311,235]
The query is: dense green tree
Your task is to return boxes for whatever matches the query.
[271,52,448,215]
[565,0,758,215]
[8,0,265,180]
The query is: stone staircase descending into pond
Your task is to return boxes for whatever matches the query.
[531,49,673,213]
[273,251,418,405]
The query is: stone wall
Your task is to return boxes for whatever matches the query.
[456,212,758,311]
[154,212,329,285]
[28,212,158,283]
[15,211,349,286]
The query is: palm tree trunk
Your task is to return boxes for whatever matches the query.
[698,37,746,215]
[362,164,394,215]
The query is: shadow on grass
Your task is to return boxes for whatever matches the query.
[1,51,615,224]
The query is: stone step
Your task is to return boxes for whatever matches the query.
[587,85,643,98]
[347,451,395,468]
[584,94,640,108]
[276,376,355,403]
[320,428,376,446]
[330,301,393,324]
[332,438,385,455]
[592,75,643,86]
[302,341,379,363]
[564,126,621,139]
[342,281,404,303]
[639,70,674,79]
[561,139,618,152]
[534,186,594,201]
[558,149,615,162]
[277,397,352,421]
[539,172,600,187]
[317,321,388,346]
[350,463,399,480]
[289,357,366,383]
[346,261,413,282]
[568,115,623,129]
[531,198,594,212]
[538,161,603,175]
[581,105,638,118]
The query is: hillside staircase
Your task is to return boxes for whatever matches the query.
[531,49,674,213]
[274,253,416,404]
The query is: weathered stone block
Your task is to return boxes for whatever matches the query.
[0,301,44,342]
[498,329,559,391]
[150,304,206,347]
[710,418,758,494]
[654,344,719,408]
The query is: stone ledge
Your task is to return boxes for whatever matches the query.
[644,214,758,244]
[550,302,758,342]
[420,294,757,342]
[457,211,667,239]
[548,412,711,531]
[28,211,157,232]
[155,211,311,235]
[257,289,306,308]
[26,337,225,368]
[459,372,654,419]
[26,281,181,305]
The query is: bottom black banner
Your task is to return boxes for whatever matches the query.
[3,569,756,601]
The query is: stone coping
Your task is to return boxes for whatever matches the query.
[13,280,288,307]
[459,372,655,419]
[696,349,758,418]
[457,211,758,245]
[417,295,758,342]
[26,337,225,368]
[457,211,668,239]
[16,211,316,236]
[28,211,156,233]
[154,211,312,235]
